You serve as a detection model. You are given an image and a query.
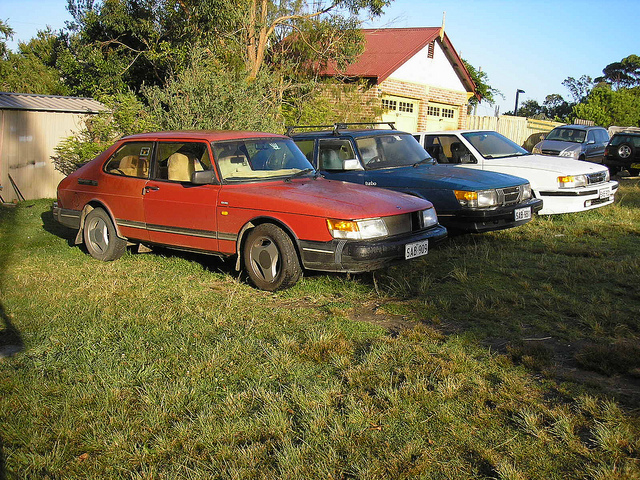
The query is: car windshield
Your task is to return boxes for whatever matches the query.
[545,127,586,143]
[355,133,432,169]
[462,131,530,159]
[213,138,314,182]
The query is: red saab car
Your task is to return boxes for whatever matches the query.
[53,131,447,290]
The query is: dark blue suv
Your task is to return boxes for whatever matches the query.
[290,124,543,233]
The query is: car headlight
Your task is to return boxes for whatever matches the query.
[558,175,587,188]
[603,169,610,182]
[522,183,532,200]
[326,217,388,240]
[560,149,579,158]
[454,189,498,208]
[421,208,438,228]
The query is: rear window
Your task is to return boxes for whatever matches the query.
[611,134,640,147]
[104,142,153,179]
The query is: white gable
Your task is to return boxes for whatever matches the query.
[388,40,466,92]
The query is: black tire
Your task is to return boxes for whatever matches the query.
[615,142,634,161]
[83,208,127,261]
[243,224,302,291]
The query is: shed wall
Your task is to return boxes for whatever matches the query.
[1,109,84,202]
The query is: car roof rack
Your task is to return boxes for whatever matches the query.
[286,122,396,136]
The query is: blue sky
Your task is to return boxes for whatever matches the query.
[2,0,639,115]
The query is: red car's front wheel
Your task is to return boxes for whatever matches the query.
[243,223,302,291]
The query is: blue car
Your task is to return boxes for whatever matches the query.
[289,124,543,233]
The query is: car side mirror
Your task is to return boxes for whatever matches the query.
[342,159,363,171]
[191,170,217,184]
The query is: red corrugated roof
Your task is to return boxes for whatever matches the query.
[323,27,475,93]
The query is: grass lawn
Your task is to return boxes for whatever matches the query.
[1,178,639,479]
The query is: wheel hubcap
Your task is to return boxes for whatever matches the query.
[88,218,109,254]
[619,146,631,158]
[249,236,280,282]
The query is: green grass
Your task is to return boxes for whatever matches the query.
[1,180,639,479]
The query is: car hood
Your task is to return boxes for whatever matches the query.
[483,154,608,175]
[369,164,528,190]
[537,140,581,153]
[219,177,433,219]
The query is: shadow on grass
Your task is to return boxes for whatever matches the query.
[0,206,22,480]
[0,303,22,480]
[40,209,77,247]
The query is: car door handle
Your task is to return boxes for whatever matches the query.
[143,185,160,195]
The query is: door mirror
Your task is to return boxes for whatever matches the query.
[342,159,363,171]
[191,170,217,184]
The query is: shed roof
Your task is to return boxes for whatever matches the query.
[323,27,476,93]
[0,92,105,113]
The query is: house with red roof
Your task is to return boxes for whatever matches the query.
[322,27,477,132]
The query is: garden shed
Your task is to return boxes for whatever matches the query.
[0,92,104,202]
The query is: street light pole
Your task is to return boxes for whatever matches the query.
[514,89,525,116]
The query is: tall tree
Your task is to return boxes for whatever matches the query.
[244,0,389,79]
[542,94,572,121]
[562,75,593,104]
[462,60,501,112]
[595,54,640,89]
[60,0,389,97]
[0,28,68,95]
[0,19,14,58]
[573,83,640,127]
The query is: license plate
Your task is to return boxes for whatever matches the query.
[599,187,611,199]
[514,207,531,221]
[405,239,429,259]
[631,162,640,169]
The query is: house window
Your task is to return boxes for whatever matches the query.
[442,108,455,119]
[398,102,414,113]
[382,99,397,111]
[427,106,440,116]
[427,41,435,59]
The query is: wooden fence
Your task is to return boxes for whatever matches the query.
[466,115,563,150]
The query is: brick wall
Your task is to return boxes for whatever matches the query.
[315,79,471,130]
[373,79,470,130]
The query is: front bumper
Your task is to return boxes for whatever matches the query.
[536,180,619,215]
[298,224,448,273]
[437,198,543,233]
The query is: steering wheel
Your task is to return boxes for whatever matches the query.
[366,156,381,166]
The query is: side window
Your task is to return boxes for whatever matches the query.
[294,140,315,165]
[422,135,443,161]
[104,142,153,178]
[587,131,596,143]
[433,135,474,164]
[318,139,356,171]
[357,137,379,166]
[598,130,610,143]
[154,142,212,182]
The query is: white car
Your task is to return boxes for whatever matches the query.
[414,130,619,215]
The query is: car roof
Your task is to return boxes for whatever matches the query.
[290,128,409,139]
[551,124,604,131]
[416,130,503,136]
[121,131,288,142]
[612,131,640,137]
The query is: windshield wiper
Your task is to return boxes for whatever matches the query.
[413,157,434,167]
[284,168,313,182]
